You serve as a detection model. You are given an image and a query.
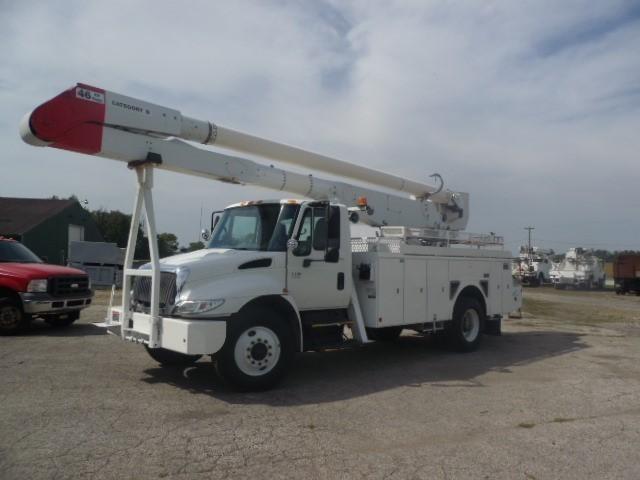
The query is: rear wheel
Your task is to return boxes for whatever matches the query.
[215,307,294,391]
[45,311,79,328]
[145,346,202,366]
[366,326,403,342]
[447,297,484,352]
[0,298,29,335]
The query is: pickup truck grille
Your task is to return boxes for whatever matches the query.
[132,272,177,311]
[50,275,90,296]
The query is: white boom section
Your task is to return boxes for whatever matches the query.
[105,128,454,228]
[20,83,469,229]
[102,88,463,205]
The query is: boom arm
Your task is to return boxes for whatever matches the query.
[20,83,469,229]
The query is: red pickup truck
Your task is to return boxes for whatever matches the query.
[0,237,93,335]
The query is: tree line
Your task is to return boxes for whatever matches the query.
[90,209,204,260]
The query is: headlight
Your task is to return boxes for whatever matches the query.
[173,298,225,316]
[27,279,48,292]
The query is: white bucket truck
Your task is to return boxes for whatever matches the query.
[21,83,521,390]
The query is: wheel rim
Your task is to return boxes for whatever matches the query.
[234,326,281,377]
[0,305,20,329]
[461,308,480,342]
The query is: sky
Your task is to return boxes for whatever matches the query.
[1,0,639,253]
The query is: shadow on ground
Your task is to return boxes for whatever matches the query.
[9,320,107,337]
[141,330,586,405]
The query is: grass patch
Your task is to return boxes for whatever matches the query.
[522,297,631,326]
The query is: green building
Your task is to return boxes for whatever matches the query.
[0,197,103,265]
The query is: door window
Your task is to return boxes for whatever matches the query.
[293,205,340,258]
[295,209,314,256]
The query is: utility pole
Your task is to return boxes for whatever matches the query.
[524,226,535,260]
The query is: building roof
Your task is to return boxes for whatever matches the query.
[0,197,77,235]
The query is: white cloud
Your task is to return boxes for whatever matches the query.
[1,0,638,252]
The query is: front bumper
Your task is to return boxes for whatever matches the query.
[20,291,93,314]
[99,307,227,355]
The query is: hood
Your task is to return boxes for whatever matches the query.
[153,248,282,282]
[0,262,87,280]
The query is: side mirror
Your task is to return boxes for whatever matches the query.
[201,229,210,241]
[325,247,339,263]
[286,239,299,251]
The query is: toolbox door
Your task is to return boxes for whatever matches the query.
[376,258,404,326]
[404,258,427,324]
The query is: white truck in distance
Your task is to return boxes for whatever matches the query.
[550,247,605,290]
[512,246,552,286]
[21,83,522,391]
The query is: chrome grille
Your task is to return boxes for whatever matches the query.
[50,275,90,296]
[132,271,177,312]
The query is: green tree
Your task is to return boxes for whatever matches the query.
[90,209,148,260]
[157,233,179,258]
[187,241,205,252]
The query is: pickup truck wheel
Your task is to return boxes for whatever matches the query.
[366,326,402,342]
[216,308,293,391]
[144,346,202,366]
[45,311,79,328]
[0,298,29,335]
[447,297,483,352]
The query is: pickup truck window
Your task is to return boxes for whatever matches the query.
[0,241,42,263]
[208,204,299,252]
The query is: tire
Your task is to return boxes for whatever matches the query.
[0,297,30,335]
[215,307,294,391]
[446,297,484,352]
[45,311,80,328]
[145,346,202,366]
[366,326,403,342]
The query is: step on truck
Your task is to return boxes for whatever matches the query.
[20,83,521,391]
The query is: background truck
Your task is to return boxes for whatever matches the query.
[512,245,552,286]
[550,247,605,290]
[21,83,521,390]
[0,237,93,334]
[613,254,640,295]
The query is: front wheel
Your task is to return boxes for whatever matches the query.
[215,308,294,391]
[145,346,202,366]
[446,297,484,352]
[0,298,29,335]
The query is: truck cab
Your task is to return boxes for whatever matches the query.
[135,199,352,318]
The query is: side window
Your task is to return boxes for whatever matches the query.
[295,209,313,256]
[293,205,339,257]
[312,207,327,251]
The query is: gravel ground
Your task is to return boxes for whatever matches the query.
[1,287,639,479]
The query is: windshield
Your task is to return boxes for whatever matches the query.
[208,204,300,251]
[0,241,42,263]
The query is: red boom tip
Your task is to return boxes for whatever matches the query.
[23,83,106,155]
